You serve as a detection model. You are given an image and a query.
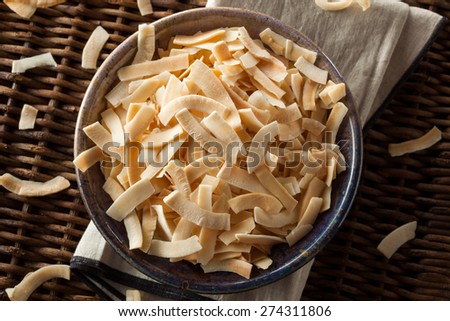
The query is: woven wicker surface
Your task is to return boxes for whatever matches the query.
[0,0,448,301]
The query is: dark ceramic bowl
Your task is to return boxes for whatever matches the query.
[74,7,362,294]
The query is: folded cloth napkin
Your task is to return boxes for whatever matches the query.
[70,0,445,300]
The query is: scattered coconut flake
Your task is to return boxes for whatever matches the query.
[137,0,153,16]
[82,25,110,69]
[377,221,417,259]
[0,173,70,196]
[12,52,57,74]
[18,104,38,130]
[6,265,70,301]
[388,126,442,157]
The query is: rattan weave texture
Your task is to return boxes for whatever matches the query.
[0,0,448,301]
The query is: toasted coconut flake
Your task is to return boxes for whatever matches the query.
[103,176,125,200]
[245,66,286,99]
[153,204,173,241]
[201,111,243,164]
[239,109,265,132]
[278,120,302,142]
[101,108,125,145]
[105,81,129,108]
[165,160,191,198]
[12,52,57,74]
[6,265,70,301]
[290,72,304,104]
[121,78,161,109]
[140,204,157,252]
[0,173,70,196]
[255,165,298,212]
[228,193,283,214]
[239,51,259,69]
[254,207,297,228]
[219,217,255,245]
[320,185,331,212]
[285,39,317,64]
[325,102,348,143]
[377,221,417,259]
[224,84,270,123]
[190,174,221,203]
[106,178,155,221]
[36,0,65,7]
[141,124,184,149]
[259,28,285,56]
[314,0,353,11]
[320,82,346,106]
[218,165,268,194]
[213,252,242,261]
[258,59,288,83]
[274,103,302,123]
[127,155,143,185]
[172,218,195,241]
[124,211,143,249]
[126,289,141,301]
[236,233,286,246]
[140,136,186,179]
[299,197,323,226]
[238,27,271,61]
[134,23,155,63]
[18,104,38,130]
[201,258,252,279]
[174,29,226,46]
[299,177,326,216]
[4,1,36,18]
[137,0,153,16]
[302,78,319,111]
[118,54,189,81]
[73,146,104,172]
[247,121,279,173]
[175,108,224,154]
[212,41,232,63]
[124,102,155,141]
[253,257,273,270]
[215,242,251,254]
[158,94,228,126]
[302,118,325,136]
[188,60,240,129]
[388,126,442,157]
[83,121,123,161]
[164,190,230,230]
[161,75,183,108]
[148,236,202,258]
[247,90,278,115]
[259,28,317,64]
[295,56,327,85]
[82,26,109,69]
[286,224,313,246]
[185,156,222,184]
[197,184,218,265]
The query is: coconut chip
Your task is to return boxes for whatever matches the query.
[12,52,57,74]
[82,25,110,69]
[377,221,417,259]
[6,265,70,301]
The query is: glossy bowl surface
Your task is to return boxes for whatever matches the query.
[75,7,362,294]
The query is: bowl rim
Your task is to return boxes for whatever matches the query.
[74,6,363,294]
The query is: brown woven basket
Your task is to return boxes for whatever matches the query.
[0,0,448,301]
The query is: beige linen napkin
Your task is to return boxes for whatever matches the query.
[71,0,445,300]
